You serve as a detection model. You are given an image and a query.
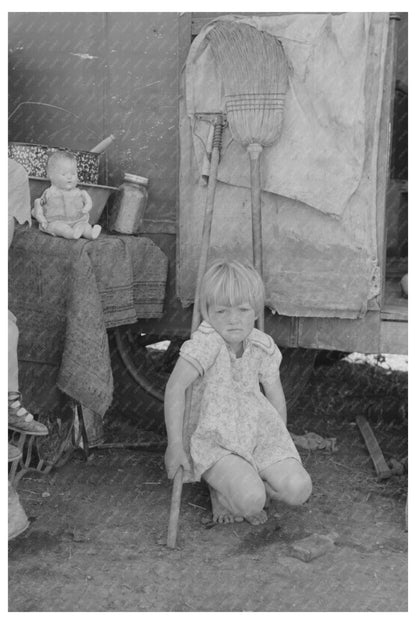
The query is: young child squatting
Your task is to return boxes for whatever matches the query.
[164,260,312,525]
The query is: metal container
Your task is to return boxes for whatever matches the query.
[8,142,100,184]
[109,173,149,234]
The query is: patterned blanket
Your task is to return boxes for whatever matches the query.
[9,226,168,417]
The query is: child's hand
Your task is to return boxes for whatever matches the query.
[164,441,191,479]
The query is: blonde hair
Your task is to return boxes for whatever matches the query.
[47,150,77,175]
[200,259,265,321]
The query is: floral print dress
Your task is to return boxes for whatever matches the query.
[180,321,301,482]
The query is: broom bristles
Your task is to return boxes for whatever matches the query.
[207,21,289,146]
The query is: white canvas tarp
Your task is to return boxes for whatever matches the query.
[178,13,389,318]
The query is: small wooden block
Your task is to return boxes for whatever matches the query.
[356,415,392,480]
[289,533,338,562]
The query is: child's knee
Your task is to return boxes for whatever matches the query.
[284,471,312,505]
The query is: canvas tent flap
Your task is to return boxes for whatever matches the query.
[178,12,389,319]
[186,13,373,217]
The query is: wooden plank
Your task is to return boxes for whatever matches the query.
[190,13,346,35]
[381,278,408,320]
[191,14,281,35]
[298,312,381,354]
[386,257,408,279]
[376,15,399,304]
[177,13,193,293]
[178,13,192,70]
[381,305,407,321]
[380,320,408,354]
[356,415,392,480]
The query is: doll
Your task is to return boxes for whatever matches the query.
[32,150,101,240]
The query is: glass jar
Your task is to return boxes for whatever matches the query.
[109,173,148,234]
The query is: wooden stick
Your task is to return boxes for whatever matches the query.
[356,415,392,480]
[247,143,264,331]
[166,466,184,548]
[190,117,224,330]
[166,114,224,548]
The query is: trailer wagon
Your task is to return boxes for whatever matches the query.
[8,12,407,432]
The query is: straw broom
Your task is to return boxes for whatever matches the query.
[207,20,289,330]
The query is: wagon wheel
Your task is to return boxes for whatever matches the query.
[114,328,185,403]
[114,327,317,413]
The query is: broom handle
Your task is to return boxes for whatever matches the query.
[247,143,264,331]
[166,114,224,549]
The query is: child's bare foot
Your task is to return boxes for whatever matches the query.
[209,487,244,524]
[245,509,268,525]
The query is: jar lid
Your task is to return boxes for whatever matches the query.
[124,173,148,186]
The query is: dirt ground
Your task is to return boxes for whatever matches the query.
[8,357,408,612]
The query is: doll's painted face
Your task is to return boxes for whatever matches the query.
[48,158,78,190]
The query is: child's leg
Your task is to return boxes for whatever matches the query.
[46,221,82,239]
[203,454,267,525]
[8,311,49,436]
[78,223,101,240]
[260,458,312,506]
